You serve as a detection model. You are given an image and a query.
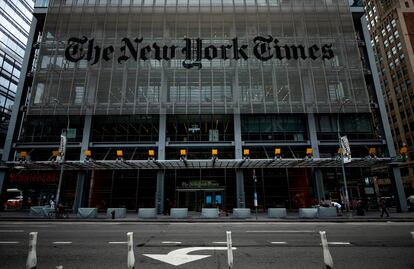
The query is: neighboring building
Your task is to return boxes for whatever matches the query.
[364,0,414,196]
[0,0,33,157]
[0,0,408,212]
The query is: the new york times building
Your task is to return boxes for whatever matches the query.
[0,0,408,213]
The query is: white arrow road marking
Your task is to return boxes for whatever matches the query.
[162,241,182,244]
[0,241,19,244]
[143,247,237,266]
[270,242,287,244]
[108,241,127,244]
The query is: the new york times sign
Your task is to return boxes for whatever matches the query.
[65,35,334,69]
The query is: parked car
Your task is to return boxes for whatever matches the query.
[407,195,414,211]
[5,195,23,209]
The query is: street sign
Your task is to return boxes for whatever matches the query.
[143,247,237,266]
[340,135,351,163]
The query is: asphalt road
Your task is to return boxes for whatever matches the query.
[0,221,413,269]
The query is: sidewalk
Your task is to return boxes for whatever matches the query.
[1,208,413,222]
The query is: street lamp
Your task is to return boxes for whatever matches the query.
[337,98,351,216]
[52,98,70,214]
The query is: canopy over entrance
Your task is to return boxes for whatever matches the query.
[4,158,391,171]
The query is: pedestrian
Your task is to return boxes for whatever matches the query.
[331,201,342,215]
[164,198,172,215]
[49,199,55,209]
[380,198,389,217]
[356,200,365,216]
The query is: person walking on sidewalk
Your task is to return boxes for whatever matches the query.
[380,198,389,217]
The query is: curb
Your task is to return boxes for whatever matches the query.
[1,217,414,223]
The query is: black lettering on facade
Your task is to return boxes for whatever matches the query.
[322,44,334,60]
[140,45,151,61]
[308,44,320,60]
[220,44,232,60]
[204,45,218,60]
[289,45,307,60]
[65,36,336,67]
[118,37,142,63]
[65,36,88,62]
[253,35,273,61]
[102,46,114,61]
[232,38,249,60]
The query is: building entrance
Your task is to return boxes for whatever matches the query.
[175,189,224,212]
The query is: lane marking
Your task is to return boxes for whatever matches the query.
[162,241,181,244]
[246,230,314,233]
[328,242,351,245]
[0,230,24,232]
[270,241,288,244]
[108,241,128,244]
[0,241,19,244]
[53,242,72,244]
[212,241,227,244]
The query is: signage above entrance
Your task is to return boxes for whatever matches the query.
[65,35,334,69]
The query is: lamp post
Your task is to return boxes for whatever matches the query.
[337,98,351,216]
[253,169,258,220]
[53,99,70,213]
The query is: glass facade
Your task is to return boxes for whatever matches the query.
[30,0,369,116]
[3,0,407,213]
[0,0,33,148]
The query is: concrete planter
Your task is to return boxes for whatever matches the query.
[77,208,98,219]
[138,208,157,219]
[30,206,47,216]
[318,207,337,218]
[42,207,55,218]
[170,208,188,218]
[106,208,127,218]
[268,208,287,218]
[232,208,251,218]
[299,208,318,218]
[201,208,219,218]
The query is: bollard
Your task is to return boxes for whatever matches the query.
[226,231,233,269]
[411,231,414,240]
[127,232,135,269]
[319,231,334,269]
[111,210,116,219]
[26,232,38,269]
